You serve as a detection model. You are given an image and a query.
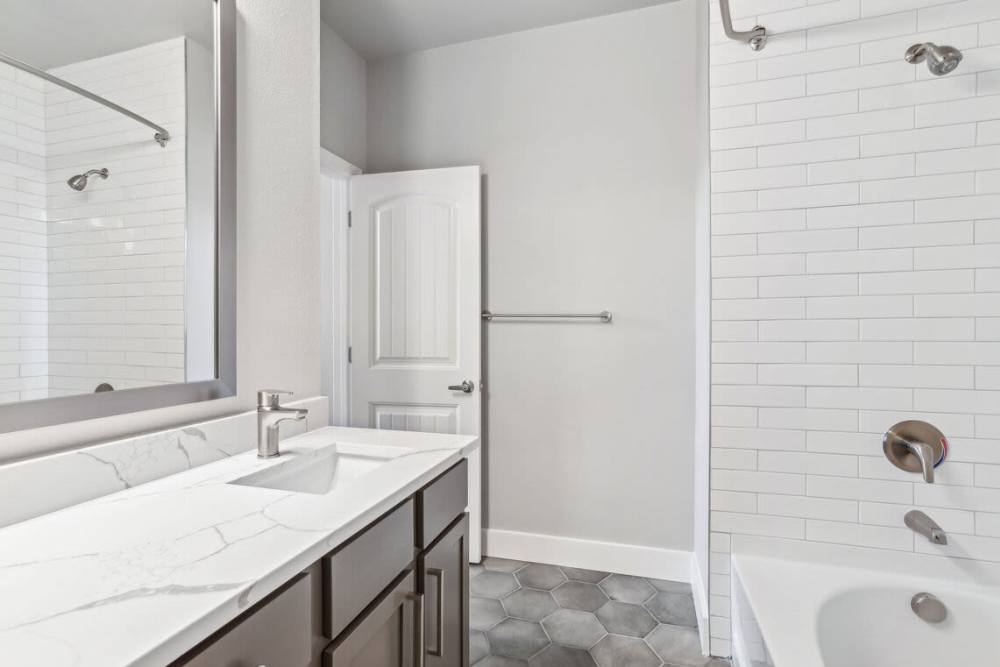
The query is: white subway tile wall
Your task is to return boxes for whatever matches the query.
[709,0,1000,657]
[0,65,48,404]
[0,39,186,403]
[45,39,187,395]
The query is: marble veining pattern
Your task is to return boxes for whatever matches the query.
[0,397,327,529]
[0,426,478,666]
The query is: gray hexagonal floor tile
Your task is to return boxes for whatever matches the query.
[541,609,606,649]
[552,581,609,612]
[645,591,698,627]
[647,577,692,594]
[645,623,705,667]
[476,655,528,667]
[517,564,567,590]
[473,570,520,598]
[477,657,528,667]
[599,574,655,604]
[503,588,559,621]
[528,644,598,667]
[560,567,610,584]
[483,557,527,572]
[471,630,491,664]
[589,634,661,667]
[472,595,508,630]
[594,601,656,637]
[487,618,550,660]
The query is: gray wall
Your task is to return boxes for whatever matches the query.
[367,1,699,551]
[0,0,323,460]
[321,22,367,169]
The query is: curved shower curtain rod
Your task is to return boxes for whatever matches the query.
[0,50,171,147]
[719,0,767,52]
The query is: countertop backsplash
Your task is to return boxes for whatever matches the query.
[0,396,328,529]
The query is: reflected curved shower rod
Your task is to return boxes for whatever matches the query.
[719,0,767,52]
[0,50,170,147]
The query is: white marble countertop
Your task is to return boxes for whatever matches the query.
[0,426,479,667]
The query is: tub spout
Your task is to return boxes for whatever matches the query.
[905,510,947,545]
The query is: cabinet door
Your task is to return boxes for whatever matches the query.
[420,514,469,667]
[324,571,421,667]
[175,572,314,667]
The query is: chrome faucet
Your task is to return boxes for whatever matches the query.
[905,510,947,545]
[257,390,308,458]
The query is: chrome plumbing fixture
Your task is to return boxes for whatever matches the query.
[67,168,109,191]
[911,592,947,624]
[904,510,947,545]
[718,0,766,51]
[905,42,963,76]
[257,390,308,458]
[883,420,947,484]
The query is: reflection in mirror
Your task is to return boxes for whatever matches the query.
[0,1,216,405]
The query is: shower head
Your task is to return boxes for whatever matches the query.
[67,168,109,191]
[905,42,963,76]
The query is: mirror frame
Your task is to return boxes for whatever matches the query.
[0,0,237,434]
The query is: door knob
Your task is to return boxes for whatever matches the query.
[448,381,474,394]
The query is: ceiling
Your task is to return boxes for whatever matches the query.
[321,0,677,61]
[0,0,212,70]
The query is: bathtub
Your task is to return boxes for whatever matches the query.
[729,538,1000,667]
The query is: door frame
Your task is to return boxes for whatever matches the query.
[320,148,361,426]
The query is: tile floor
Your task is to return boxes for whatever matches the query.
[469,557,730,667]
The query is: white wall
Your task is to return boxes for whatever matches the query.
[368,2,700,556]
[708,0,1000,657]
[320,22,367,170]
[0,0,322,463]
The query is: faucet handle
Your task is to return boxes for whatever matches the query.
[883,420,947,484]
[258,389,293,408]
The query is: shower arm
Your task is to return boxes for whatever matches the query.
[719,0,767,52]
[0,50,170,147]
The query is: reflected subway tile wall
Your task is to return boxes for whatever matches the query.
[45,38,187,397]
[0,63,48,403]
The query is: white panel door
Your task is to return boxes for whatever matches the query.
[349,166,482,557]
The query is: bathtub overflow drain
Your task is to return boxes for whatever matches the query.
[911,592,947,623]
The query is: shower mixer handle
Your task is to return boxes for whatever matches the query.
[883,420,947,484]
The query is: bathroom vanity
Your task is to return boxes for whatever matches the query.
[0,427,479,667]
[174,459,469,667]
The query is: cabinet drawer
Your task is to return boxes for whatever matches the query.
[325,498,415,639]
[174,571,313,667]
[417,460,468,550]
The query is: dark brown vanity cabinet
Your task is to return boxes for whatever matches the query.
[323,570,421,667]
[170,459,470,667]
[419,514,470,667]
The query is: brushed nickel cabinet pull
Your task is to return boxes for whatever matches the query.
[428,568,445,657]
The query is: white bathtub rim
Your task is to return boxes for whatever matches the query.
[730,536,1000,667]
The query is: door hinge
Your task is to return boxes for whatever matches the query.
[347,211,352,228]
[348,346,352,363]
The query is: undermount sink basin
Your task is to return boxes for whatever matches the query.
[229,442,411,495]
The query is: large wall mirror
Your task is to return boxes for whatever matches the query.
[0,0,235,433]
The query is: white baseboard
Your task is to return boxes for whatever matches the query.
[483,528,692,582]
[690,554,711,657]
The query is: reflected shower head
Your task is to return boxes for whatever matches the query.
[67,168,109,191]
[905,42,963,76]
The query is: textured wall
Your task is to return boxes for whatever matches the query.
[708,0,1000,656]
[320,22,367,170]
